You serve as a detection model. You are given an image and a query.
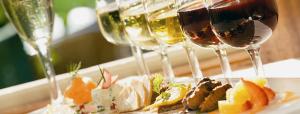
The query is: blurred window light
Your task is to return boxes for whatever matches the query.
[67,7,96,35]
[0,23,15,42]
[96,0,108,8]
[52,14,65,42]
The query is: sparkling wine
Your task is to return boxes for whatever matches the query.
[2,0,62,103]
[1,0,53,46]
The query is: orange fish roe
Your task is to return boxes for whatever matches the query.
[64,76,96,105]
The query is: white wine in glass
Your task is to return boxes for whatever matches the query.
[147,1,185,45]
[118,1,175,81]
[96,1,150,76]
[1,0,61,103]
[144,0,204,81]
[121,4,160,50]
[96,3,128,45]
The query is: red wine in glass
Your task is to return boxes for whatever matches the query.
[178,2,232,83]
[178,2,220,48]
[209,0,278,48]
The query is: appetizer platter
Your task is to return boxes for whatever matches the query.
[29,64,300,114]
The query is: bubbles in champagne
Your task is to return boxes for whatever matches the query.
[2,0,53,46]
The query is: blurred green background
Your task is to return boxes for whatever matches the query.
[0,0,131,89]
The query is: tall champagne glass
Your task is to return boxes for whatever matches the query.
[143,0,204,82]
[176,0,232,83]
[208,0,278,76]
[1,0,61,103]
[96,0,150,76]
[117,0,175,81]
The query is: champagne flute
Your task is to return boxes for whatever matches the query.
[208,0,278,76]
[1,0,61,103]
[143,0,204,82]
[175,0,232,83]
[116,0,175,81]
[96,0,150,76]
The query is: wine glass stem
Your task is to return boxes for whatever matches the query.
[36,43,61,103]
[130,44,150,76]
[214,46,232,84]
[247,47,265,77]
[183,42,203,82]
[159,46,175,82]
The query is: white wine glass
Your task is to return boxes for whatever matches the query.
[96,0,150,76]
[116,0,175,82]
[1,0,61,103]
[143,0,204,82]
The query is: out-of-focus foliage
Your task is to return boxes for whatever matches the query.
[0,6,7,27]
[53,0,95,23]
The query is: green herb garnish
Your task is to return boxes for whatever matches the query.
[161,92,171,101]
[97,66,106,86]
[156,91,171,101]
[152,74,164,94]
[68,62,81,78]
[169,83,185,88]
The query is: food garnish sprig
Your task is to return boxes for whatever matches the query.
[152,74,170,101]
[69,62,82,78]
[96,66,118,89]
[97,66,106,87]
[144,74,189,111]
